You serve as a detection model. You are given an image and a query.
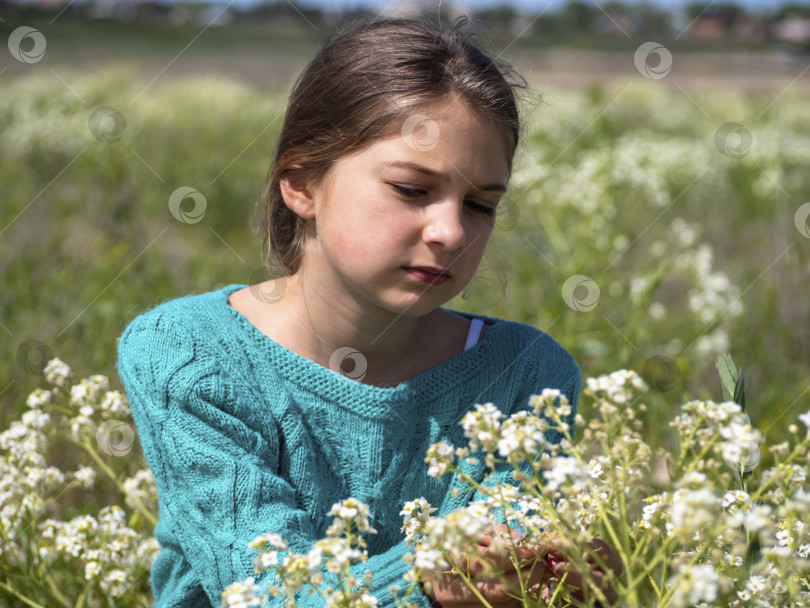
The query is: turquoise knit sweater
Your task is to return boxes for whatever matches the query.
[116,283,581,608]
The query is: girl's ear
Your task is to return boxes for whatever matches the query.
[279,166,317,220]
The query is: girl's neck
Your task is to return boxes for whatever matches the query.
[235,274,470,387]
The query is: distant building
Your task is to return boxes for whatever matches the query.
[730,15,767,43]
[88,0,170,23]
[692,13,727,39]
[596,14,636,37]
[378,0,466,21]
[772,18,810,44]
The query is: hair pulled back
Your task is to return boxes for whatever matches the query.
[259,15,531,276]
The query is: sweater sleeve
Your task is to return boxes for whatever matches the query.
[117,310,433,608]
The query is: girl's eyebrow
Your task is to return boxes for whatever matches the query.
[380,160,507,193]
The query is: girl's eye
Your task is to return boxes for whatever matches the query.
[392,185,425,198]
[391,185,495,217]
[466,201,496,217]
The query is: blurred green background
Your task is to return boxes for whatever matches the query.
[2,12,809,475]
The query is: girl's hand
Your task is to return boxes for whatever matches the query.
[545,537,623,607]
[420,522,552,607]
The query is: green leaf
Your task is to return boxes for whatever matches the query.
[716,353,738,403]
[733,369,746,412]
[745,534,762,570]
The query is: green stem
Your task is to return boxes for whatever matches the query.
[625,549,670,591]
[658,554,668,604]
[672,419,703,476]
[646,571,660,598]
[676,434,720,481]
[394,572,423,608]
[656,543,711,607]
[437,545,497,608]
[44,574,71,608]
[0,580,49,608]
[41,402,74,416]
[451,562,496,608]
[596,504,634,607]
[78,438,157,528]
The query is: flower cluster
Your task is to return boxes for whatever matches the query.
[1,357,159,607]
[39,505,160,597]
[401,499,492,576]
[393,369,810,607]
[228,498,384,608]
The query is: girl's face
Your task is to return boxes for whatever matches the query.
[295,92,511,318]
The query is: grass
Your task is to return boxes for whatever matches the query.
[1,39,809,527]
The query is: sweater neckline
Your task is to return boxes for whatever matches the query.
[216,283,507,408]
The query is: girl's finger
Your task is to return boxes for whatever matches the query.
[560,566,618,606]
[437,548,555,605]
[468,535,538,575]
[552,560,583,588]
[586,540,623,579]
[471,559,551,602]
[432,568,524,607]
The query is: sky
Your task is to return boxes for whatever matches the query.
[293,0,808,15]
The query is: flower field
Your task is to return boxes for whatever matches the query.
[1,63,809,606]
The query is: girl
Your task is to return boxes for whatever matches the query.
[116,15,620,608]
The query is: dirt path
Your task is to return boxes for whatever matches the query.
[5,46,810,93]
[512,49,810,92]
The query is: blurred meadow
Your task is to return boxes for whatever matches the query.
[1,9,810,606]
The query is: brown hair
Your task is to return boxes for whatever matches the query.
[258,14,534,277]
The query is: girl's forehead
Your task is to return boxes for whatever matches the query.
[328,94,512,176]
[351,126,510,185]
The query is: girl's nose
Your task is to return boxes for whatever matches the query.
[423,201,466,251]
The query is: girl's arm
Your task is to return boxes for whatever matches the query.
[431,337,583,606]
[117,310,434,608]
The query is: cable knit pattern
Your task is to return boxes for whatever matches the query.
[116,283,581,608]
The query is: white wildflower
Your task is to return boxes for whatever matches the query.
[667,563,719,607]
[44,358,72,388]
[221,576,267,608]
[461,403,502,453]
[742,505,772,533]
[425,441,455,478]
[26,388,52,409]
[100,390,131,417]
[73,465,96,488]
[85,560,102,579]
[99,569,128,597]
[543,456,589,493]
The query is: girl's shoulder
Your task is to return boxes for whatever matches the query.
[119,284,234,337]
[116,285,237,379]
[450,308,577,361]
[445,307,580,387]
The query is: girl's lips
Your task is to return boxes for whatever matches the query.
[404,267,448,285]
